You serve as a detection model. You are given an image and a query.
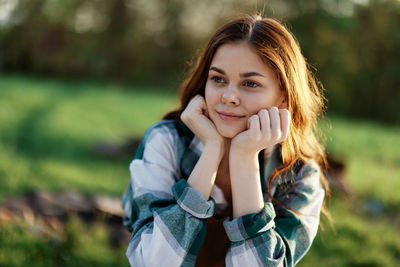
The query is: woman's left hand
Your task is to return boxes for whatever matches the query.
[231,107,290,155]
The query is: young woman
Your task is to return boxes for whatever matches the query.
[122,14,329,267]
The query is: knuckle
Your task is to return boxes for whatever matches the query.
[281,108,289,115]
[258,109,267,116]
[181,111,191,122]
[269,107,279,115]
[271,129,281,140]
[280,109,290,120]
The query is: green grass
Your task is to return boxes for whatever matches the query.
[0,74,178,198]
[321,117,400,204]
[1,74,400,266]
[0,216,129,266]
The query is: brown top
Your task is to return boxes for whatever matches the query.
[195,164,232,267]
[195,214,231,267]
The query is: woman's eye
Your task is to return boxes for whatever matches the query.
[243,80,260,88]
[210,76,225,84]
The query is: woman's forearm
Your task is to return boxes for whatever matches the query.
[229,148,264,218]
[187,144,223,200]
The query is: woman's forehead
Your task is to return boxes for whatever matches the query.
[210,42,274,78]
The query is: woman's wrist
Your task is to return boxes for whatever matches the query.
[187,141,224,200]
[204,139,225,161]
[229,146,264,218]
[229,145,259,163]
[229,149,259,180]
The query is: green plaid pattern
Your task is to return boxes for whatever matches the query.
[122,120,324,266]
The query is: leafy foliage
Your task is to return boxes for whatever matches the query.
[1,0,399,123]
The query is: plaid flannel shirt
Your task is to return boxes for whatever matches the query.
[122,120,324,266]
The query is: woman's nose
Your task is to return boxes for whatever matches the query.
[221,86,240,105]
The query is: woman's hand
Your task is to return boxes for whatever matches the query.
[181,95,225,156]
[231,107,290,156]
[182,95,226,199]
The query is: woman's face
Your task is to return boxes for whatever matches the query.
[205,41,286,138]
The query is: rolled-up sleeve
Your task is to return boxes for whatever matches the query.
[121,122,213,267]
[223,161,324,267]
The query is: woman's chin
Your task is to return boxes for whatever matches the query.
[216,126,243,139]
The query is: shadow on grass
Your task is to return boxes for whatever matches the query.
[1,103,133,197]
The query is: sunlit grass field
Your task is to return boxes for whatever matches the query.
[1,74,399,266]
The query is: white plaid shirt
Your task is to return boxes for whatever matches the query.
[122,120,324,266]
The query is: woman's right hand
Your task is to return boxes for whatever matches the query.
[181,95,225,153]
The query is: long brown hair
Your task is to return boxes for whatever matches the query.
[164,14,330,219]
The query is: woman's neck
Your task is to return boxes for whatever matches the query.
[220,138,231,168]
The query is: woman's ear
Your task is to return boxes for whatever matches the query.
[278,96,288,109]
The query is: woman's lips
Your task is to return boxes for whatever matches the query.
[217,112,245,121]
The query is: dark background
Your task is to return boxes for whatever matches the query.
[1,0,399,124]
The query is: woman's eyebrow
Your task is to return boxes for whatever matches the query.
[209,66,225,75]
[209,66,265,78]
[240,72,265,78]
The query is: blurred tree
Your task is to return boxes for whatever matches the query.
[348,0,400,123]
[284,0,400,123]
[0,0,399,123]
